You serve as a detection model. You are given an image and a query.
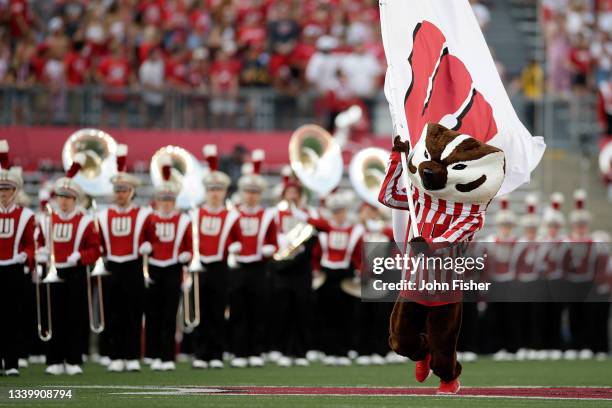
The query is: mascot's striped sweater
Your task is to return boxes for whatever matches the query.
[378,123,505,305]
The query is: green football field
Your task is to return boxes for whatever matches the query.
[1,359,612,407]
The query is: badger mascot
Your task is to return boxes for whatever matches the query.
[378,123,506,394]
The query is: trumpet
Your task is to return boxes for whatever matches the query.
[86,199,106,334]
[183,206,201,330]
[35,204,63,342]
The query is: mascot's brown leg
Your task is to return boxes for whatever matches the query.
[389,298,463,382]
[426,303,463,382]
[388,298,429,361]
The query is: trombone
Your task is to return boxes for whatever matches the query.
[35,204,63,342]
[183,206,201,330]
[86,199,106,334]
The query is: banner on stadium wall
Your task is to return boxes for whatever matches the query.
[379,0,546,196]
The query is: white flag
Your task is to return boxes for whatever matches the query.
[379,0,545,196]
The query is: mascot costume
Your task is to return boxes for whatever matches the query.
[378,0,546,395]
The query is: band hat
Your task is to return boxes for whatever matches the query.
[521,193,539,228]
[543,192,565,226]
[202,144,231,189]
[238,149,266,192]
[54,152,86,199]
[0,140,23,189]
[110,144,141,188]
[325,190,353,211]
[494,196,516,225]
[569,189,591,224]
[154,155,181,197]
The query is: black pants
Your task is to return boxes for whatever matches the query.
[314,267,354,357]
[270,254,313,358]
[193,262,228,361]
[357,301,392,356]
[0,264,25,370]
[106,260,145,360]
[145,264,182,362]
[47,267,88,365]
[229,262,268,358]
[482,282,522,353]
[591,300,610,353]
[389,299,463,382]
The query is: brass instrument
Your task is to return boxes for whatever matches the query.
[62,129,118,197]
[86,199,106,334]
[150,146,205,209]
[183,206,201,330]
[35,204,63,342]
[349,147,389,208]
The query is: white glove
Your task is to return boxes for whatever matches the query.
[139,241,152,255]
[262,244,276,257]
[35,248,49,264]
[16,252,28,264]
[67,251,81,266]
[228,242,242,254]
[178,251,192,264]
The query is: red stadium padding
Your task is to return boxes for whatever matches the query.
[1,127,388,171]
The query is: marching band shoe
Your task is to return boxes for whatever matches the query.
[385,351,408,364]
[192,359,208,369]
[266,351,282,362]
[28,355,46,364]
[492,349,514,362]
[563,349,578,360]
[65,364,83,376]
[143,357,154,365]
[579,349,594,360]
[370,354,386,365]
[150,359,163,371]
[515,348,528,361]
[355,355,372,366]
[125,360,141,372]
[415,354,432,383]
[526,349,538,360]
[209,359,224,369]
[230,358,248,368]
[547,350,562,360]
[5,368,19,376]
[161,361,176,371]
[306,350,322,362]
[336,357,351,366]
[248,356,265,367]
[322,356,337,366]
[98,356,112,367]
[595,352,608,361]
[461,352,478,363]
[294,358,309,367]
[107,360,125,372]
[276,356,292,367]
[18,359,28,368]
[456,352,464,362]
[45,364,65,375]
[437,379,461,395]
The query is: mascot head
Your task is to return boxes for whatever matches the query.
[407,123,505,205]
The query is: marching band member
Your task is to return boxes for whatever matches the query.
[269,167,317,367]
[538,192,566,360]
[510,194,545,358]
[561,190,606,359]
[191,145,239,370]
[97,145,151,372]
[0,141,35,376]
[354,202,393,366]
[483,197,519,361]
[37,154,102,375]
[295,190,364,366]
[230,150,278,368]
[142,157,193,371]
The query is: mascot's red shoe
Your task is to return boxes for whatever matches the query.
[415,354,432,383]
[437,379,461,395]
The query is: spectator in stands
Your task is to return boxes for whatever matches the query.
[65,41,92,125]
[139,47,166,129]
[520,59,545,134]
[8,32,36,125]
[96,42,134,128]
[546,13,572,96]
[591,30,612,85]
[306,36,340,95]
[568,32,593,95]
[268,2,299,52]
[210,45,241,128]
[185,47,210,129]
[470,0,491,32]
